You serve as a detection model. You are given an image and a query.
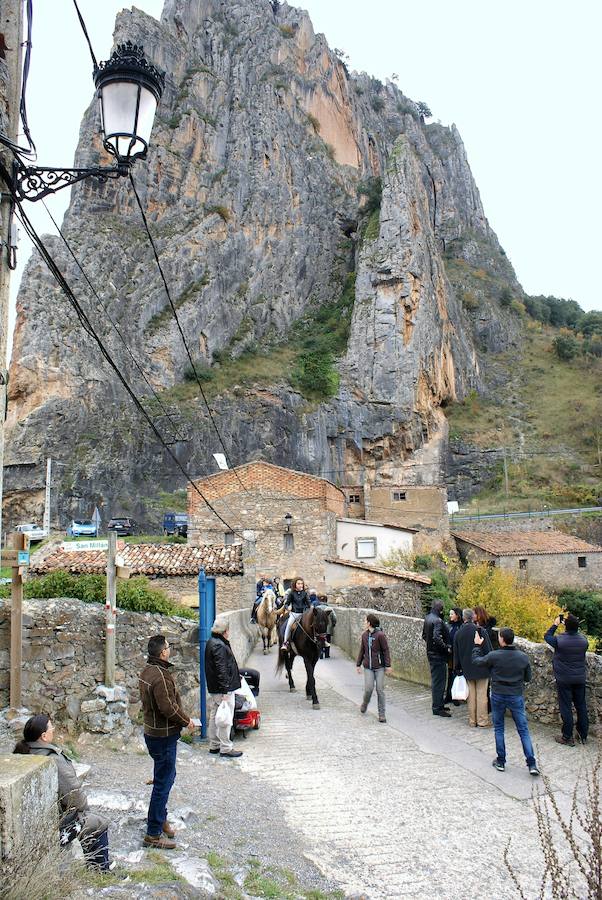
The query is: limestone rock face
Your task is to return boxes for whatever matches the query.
[4,0,521,526]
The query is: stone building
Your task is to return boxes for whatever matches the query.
[453,530,602,590]
[30,542,246,611]
[336,517,416,564]
[342,483,449,548]
[188,461,346,590]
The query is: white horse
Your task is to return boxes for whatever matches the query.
[256,588,280,654]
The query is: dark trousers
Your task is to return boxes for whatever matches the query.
[428,657,447,712]
[82,827,109,870]
[144,733,179,836]
[557,682,589,740]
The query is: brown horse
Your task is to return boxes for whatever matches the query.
[276,606,330,708]
[256,589,281,654]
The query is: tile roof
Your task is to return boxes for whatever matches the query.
[336,518,419,533]
[30,543,243,577]
[452,531,602,557]
[325,558,431,584]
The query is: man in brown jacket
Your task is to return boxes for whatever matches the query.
[356,613,392,723]
[139,634,193,848]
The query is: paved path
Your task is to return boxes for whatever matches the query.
[238,645,595,899]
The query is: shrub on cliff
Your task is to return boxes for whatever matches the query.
[457,563,561,642]
[0,571,195,619]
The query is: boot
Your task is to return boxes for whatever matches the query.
[162,821,176,838]
[143,833,176,849]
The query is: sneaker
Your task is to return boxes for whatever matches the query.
[555,735,575,747]
[360,703,367,714]
[209,748,220,754]
[529,764,540,777]
[577,734,588,745]
[220,750,243,758]
[378,716,387,723]
[492,759,505,772]
[433,709,451,717]
[162,821,176,838]
[143,834,176,849]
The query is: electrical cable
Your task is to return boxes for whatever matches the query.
[128,171,255,499]
[72,0,99,71]
[41,199,187,444]
[18,0,36,155]
[8,189,246,539]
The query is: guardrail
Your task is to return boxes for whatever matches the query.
[451,505,602,523]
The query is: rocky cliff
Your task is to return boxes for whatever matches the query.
[4,0,522,527]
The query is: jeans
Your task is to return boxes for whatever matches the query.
[144,733,180,836]
[428,657,447,712]
[81,827,109,870]
[557,682,589,740]
[363,667,385,717]
[490,693,536,767]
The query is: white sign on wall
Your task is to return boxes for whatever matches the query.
[61,540,109,553]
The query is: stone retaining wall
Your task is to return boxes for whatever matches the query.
[329,584,423,618]
[0,598,255,728]
[333,606,602,726]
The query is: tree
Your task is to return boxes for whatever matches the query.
[578,310,602,337]
[499,287,513,308]
[417,101,432,120]
[552,333,579,361]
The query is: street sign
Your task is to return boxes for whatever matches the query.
[17,551,29,567]
[92,507,102,529]
[61,540,109,552]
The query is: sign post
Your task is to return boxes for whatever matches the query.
[198,567,216,740]
[8,531,28,708]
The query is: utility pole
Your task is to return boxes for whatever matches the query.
[0,1,24,548]
[105,531,117,687]
[43,457,51,535]
[502,447,509,500]
[7,529,28,709]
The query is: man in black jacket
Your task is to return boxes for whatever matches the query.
[473,627,539,776]
[205,618,242,758]
[422,600,452,717]
[454,608,492,727]
[544,614,589,746]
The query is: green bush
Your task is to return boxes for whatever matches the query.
[556,588,602,639]
[421,570,454,614]
[292,352,339,399]
[0,571,195,619]
[371,96,385,112]
[499,287,513,308]
[413,554,433,572]
[183,361,213,383]
[552,334,579,361]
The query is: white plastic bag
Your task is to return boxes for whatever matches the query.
[215,699,232,728]
[235,676,257,710]
[451,674,469,702]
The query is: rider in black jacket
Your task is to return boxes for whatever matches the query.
[282,577,310,650]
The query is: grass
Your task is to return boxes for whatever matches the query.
[0,566,10,578]
[446,327,602,511]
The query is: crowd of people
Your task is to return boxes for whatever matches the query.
[421,599,590,776]
[11,589,591,867]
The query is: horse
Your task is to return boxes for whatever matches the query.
[276,605,330,709]
[256,588,281,654]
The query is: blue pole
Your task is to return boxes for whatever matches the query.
[198,567,216,739]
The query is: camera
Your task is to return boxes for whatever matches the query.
[559,614,564,624]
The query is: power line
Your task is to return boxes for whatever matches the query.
[41,199,187,444]
[72,0,99,71]
[8,186,246,539]
[128,171,254,499]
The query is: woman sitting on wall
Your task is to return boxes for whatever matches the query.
[14,713,110,870]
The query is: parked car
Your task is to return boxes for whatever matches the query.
[16,523,46,542]
[67,519,98,538]
[162,512,188,537]
[107,517,138,536]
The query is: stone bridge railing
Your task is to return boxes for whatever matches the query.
[332,606,602,726]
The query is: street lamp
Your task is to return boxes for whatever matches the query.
[284,513,292,532]
[14,42,165,202]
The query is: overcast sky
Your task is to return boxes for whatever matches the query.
[11,0,601,329]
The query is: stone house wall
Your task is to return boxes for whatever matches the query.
[366,484,449,541]
[456,540,602,590]
[0,597,256,727]
[155,574,247,611]
[329,584,423,617]
[325,559,427,594]
[333,606,602,726]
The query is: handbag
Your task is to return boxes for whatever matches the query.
[451,674,469,702]
[215,698,232,728]
[59,808,84,846]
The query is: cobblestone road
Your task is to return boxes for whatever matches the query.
[239,645,596,899]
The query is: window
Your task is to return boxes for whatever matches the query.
[519,558,527,570]
[348,494,361,503]
[578,556,587,568]
[356,537,376,559]
[283,533,295,552]
[224,532,235,545]
[392,491,406,502]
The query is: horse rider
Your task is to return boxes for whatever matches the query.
[282,577,311,650]
[309,588,320,606]
[250,578,272,624]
